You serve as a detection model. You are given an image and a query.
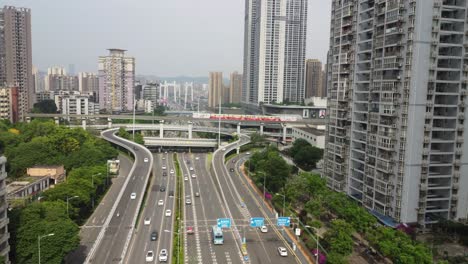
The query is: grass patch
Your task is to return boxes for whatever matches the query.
[172,154,184,264]
[206,153,213,169]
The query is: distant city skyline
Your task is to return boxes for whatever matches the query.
[3,0,331,76]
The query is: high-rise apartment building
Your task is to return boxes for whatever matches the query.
[78,72,99,94]
[98,49,135,113]
[61,94,99,120]
[0,156,10,262]
[305,59,324,98]
[45,66,78,92]
[142,83,160,110]
[230,71,242,104]
[242,0,308,106]
[324,0,468,225]
[208,72,223,108]
[0,86,18,122]
[0,6,33,121]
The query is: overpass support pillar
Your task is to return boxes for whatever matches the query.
[81,119,87,130]
[188,122,193,139]
[260,123,264,135]
[282,124,287,143]
[237,122,241,135]
[159,121,164,139]
[54,117,60,125]
[107,118,112,128]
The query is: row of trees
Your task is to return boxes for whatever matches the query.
[243,145,433,263]
[117,127,145,145]
[278,172,433,263]
[1,120,118,263]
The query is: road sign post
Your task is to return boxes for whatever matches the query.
[217,218,231,228]
[249,217,265,228]
[277,217,291,227]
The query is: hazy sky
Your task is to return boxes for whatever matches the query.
[4,0,331,76]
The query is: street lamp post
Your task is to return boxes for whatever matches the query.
[91,173,101,208]
[66,195,79,216]
[164,229,180,264]
[306,225,319,264]
[275,193,286,217]
[38,233,54,264]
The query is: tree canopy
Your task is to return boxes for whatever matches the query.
[32,99,57,113]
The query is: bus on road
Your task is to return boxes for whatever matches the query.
[211,226,223,245]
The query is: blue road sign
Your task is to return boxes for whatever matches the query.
[277,217,291,227]
[250,217,265,227]
[217,218,231,228]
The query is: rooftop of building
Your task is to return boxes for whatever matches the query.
[6,176,50,194]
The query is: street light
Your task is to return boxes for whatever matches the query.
[275,193,286,217]
[164,229,180,264]
[66,195,79,216]
[306,225,319,264]
[91,173,101,209]
[257,171,267,208]
[38,233,54,264]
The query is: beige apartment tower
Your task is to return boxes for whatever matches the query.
[0,6,33,121]
[305,59,324,98]
[230,71,243,104]
[208,72,223,108]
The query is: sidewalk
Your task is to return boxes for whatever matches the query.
[65,154,133,264]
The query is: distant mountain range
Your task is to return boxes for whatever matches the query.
[136,75,229,85]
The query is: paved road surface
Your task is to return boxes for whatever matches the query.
[86,129,153,263]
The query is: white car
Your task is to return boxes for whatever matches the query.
[159,249,168,262]
[260,225,268,233]
[144,217,151,225]
[170,169,175,174]
[222,148,226,151]
[162,166,167,170]
[158,200,164,206]
[186,199,192,205]
[191,174,197,178]
[246,152,251,155]
[189,167,194,171]
[162,156,166,160]
[165,210,172,217]
[130,193,136,200]
[144,158,149,163]
[195,157,199,160]
[146,250,154,262]
[184,177,188,181]
[278,247,288,257]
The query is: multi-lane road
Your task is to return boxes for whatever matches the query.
[86,129,153,263]
[92,129,310,264]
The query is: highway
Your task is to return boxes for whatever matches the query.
[125,152,177,263]
[179,153,242,264]
[211,136,309,264]
[86,129,153,263]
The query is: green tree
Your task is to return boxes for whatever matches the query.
[289,138,311,157]
[293,145,323,170]
[16,202,79,264]
[323,219,354,256]
[327,252,347,264]
[32,99,57,113]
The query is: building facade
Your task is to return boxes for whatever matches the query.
[0,86,18,123]
[78,72,99,95]
[0,156,10,262]
[292,127,325,149]
[305,59,324,98]
[208,72,223,108]
[98,49,135,113]
[45,66,78,92]
[60,94,99,119]
[324,0,468,225]
[0,6,33,121]
[242,0,308,106]
[229,71,242,104]
[142,83,160,110]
